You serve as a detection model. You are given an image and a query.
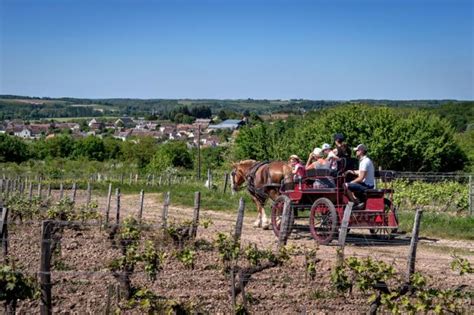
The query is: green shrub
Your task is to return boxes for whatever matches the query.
[393,180,468,212]
[235,105,467,172]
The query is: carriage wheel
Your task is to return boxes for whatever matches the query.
[309,198,337,245]
[271,195,294,238]
[369,198,398,239]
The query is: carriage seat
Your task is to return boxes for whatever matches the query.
[305,168,335,178]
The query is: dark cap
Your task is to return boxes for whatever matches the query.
[334,133,345,141]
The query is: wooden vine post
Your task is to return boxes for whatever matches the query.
[191,192,201,239]
[207,169,212,190]
[105,183,112,225]
[223,172,229,194]
[278,197,292,248]
[40,220,53,315]
[337,202,353,265]
[230,198,245,312]
[234,198,245,241]
[161,192,170,229]
[0,207,9,260]
[28,182,33,201]
[115,188,121,225]
[138,190,145,223]
[71,182,77,203]
[86,181,92,206]
[4,180,9,200]
[37,180,42,200]
[59,183,64,200]
[406,208,423,287]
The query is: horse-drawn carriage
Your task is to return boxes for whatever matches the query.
[270,160,399,245]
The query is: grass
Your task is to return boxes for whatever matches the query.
[153,182,259,213]
[419,243,473,256]
[397,211,474,241]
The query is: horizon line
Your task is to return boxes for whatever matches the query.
[1,94,472,102]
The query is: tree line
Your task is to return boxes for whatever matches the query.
[234,105,470,172]
[0,134,229,176]
[1,104,472,173]
[2,96,471,129]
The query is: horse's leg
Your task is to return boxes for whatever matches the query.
[262,189,280,230]
[251,196,262,228]
[260,199,270,230]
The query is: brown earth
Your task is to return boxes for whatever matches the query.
[4,191,473,314]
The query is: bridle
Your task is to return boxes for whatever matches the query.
[231,168,247,192]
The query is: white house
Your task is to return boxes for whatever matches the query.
[208,119,245,131]
[14,127,32,138]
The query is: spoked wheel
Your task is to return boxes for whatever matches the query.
[370,198,398,239]
[309,198,337,245]
[271,195,294,238]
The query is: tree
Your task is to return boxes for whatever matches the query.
[426,101,474,132]
[199,146,228,170]
[173,113,194,124]
[291,105,467,171]
[233,124,271,161]
[145,114,158,121]
[147,141,192,172]
[217,110,228,121]
[0,134,30,163]
[41,135,75,159]
[455,130,474,172]
[73,136,106,161]
[190,106,212,118]
[232,118,297,161]
[103,137,123,160]
[234,105,467,172]
[121,137,158,169]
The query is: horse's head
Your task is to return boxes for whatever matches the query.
[230,162,246,192]
[231,160,256,192]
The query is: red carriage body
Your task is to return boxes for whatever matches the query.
[271,163,399,245]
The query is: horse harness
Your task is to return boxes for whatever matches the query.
[245,161,270,206]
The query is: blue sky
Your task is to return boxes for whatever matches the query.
[0,0,472,99]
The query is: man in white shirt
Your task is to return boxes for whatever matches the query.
[345,144,375,209]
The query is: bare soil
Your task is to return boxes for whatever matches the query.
[4,191,473,314]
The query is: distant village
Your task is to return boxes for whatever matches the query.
[0,117,249,148]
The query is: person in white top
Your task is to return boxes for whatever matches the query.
[344,144,375,209]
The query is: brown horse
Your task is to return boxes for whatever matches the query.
[231,160,292,229]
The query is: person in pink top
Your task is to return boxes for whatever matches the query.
[289,154,306,177]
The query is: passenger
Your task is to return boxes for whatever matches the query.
[321,143,332,156]
[322,143,338,170]
[344,144,375,210]
[305,147,318,168]
[289,154,305,178]
[333,133,351,158]
[306,148,328,170]
[306,147,335,188]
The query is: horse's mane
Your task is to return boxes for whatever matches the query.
[238,159,257,166]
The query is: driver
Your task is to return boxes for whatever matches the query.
[344,144,375,209]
